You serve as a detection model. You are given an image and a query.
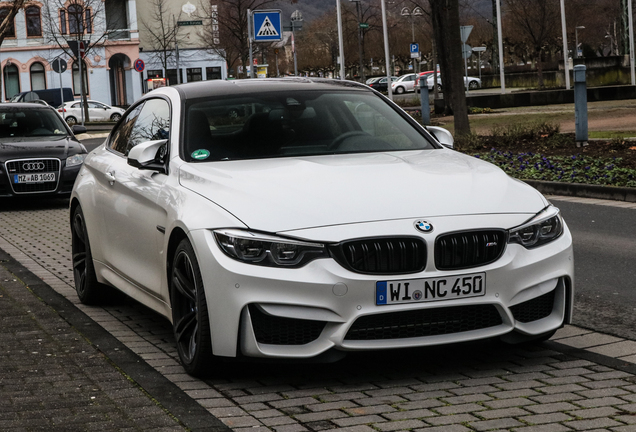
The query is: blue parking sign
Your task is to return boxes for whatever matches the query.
[253,10,282,42]
[410,43,419,53]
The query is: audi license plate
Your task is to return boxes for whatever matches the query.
[376,273,486,305]
[13,173,56,183]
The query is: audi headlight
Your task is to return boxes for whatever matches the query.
[509,206,564,249]
[214,229,329,267]
[66,154,86,167]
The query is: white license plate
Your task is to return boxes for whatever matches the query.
[13,173,56,183]
[376,273,486,305]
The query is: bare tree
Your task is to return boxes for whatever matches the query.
[429,0,470,136]
[140,0,186,83]
[42,0,111,121]
[198,0,297,79]
[0,0,26,97]
[503,0,560,88]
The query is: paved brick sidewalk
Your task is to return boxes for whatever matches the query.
[0,261,185,431]
[1,197,636,431]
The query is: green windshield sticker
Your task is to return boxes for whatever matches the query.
[191,149,210,160]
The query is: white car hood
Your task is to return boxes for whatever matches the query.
[179,150,547,232]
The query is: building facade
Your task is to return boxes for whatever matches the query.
[0,0,143,106]
[136,0,226,91]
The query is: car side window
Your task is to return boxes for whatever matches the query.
[128,98,170,149]
[108,103,144,155]
[71,103,80,108]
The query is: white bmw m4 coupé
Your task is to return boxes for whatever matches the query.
[70,78,574,376]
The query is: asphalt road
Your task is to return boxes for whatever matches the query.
[552,198,636,341]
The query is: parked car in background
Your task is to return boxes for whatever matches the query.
[365,77,381,85]
[10,88,74,108]
[426,73,481,91]
[414,71,436,93]
[0,103,87,198]
[391,73,418,94]
[368,76,398,92]
[70,78,573,377]
[58,100,126,125]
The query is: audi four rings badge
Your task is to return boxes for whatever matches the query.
[23,162,45,171]
[414,220,433,233]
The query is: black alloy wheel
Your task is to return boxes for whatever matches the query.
[170,239,214,376]
[71,206,110,305]
[469,80,479,90]
[110,113,122,122]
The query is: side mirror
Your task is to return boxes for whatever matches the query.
[128,139,168,172]
[72,125,87,134]
[426,126,454,149]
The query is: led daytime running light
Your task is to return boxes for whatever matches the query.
[509,206,563,249]
[214,229,328,267]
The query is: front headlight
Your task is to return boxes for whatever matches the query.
[508,206,564,249]
[66,153,86,167]
[214,229,329,267]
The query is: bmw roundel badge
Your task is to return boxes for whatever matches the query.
[414,220,433,233]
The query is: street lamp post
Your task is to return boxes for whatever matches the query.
[575,25,585,58]
[291,10,303,77]
[400,7,423,72]
[349,0,365,82]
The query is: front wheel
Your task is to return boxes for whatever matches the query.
[395,86,405,94]
[170,239,215,377]
[469,80,479,90]
[71,205,113,305]
[65,116,77,126]
[110,113,122,122]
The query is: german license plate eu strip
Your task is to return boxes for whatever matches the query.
[376,273,486,305]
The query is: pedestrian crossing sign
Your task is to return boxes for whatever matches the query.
[253,10,282,42]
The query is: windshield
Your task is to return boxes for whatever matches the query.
[183,90,435,162]
[0,108,69,138]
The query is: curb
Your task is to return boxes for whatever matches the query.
[76,132,110,140]
[523,179,636,202]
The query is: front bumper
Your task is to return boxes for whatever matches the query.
[190,213,574,359]
[0,158,81,198]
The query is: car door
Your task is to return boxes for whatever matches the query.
[94,98,171,297]
[87,102,106,121]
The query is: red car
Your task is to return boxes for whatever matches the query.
[414,71,436,93]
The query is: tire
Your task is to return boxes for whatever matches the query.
[469,80,479,90]
[110,113,122,122]
[65,116,77,126]
[170,239,215,377]
[71,205,113,305]
[437,84,443,91]
[396,86,405,94]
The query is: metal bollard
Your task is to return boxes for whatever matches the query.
[574,64,588,147]
[420,78,431,126]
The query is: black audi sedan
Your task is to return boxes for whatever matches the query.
[0,103,88,198]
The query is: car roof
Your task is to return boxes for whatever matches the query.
[168,78,371,100]
[0,102,55,109]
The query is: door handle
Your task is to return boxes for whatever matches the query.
[106,171,116,185]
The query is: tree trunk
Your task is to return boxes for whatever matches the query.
[429,0,470,137]
[536,48,544,88]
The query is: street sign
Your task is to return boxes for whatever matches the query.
[462,44,472,59]
[52,58,67,74]
[253,10,282,42]
[460,25,473,43]
[359,23,369,29]
[68,40,88,59]
[472,46,487,53]
[410,43,420,59]
[177,20,202,26]
[134,58,145,72]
